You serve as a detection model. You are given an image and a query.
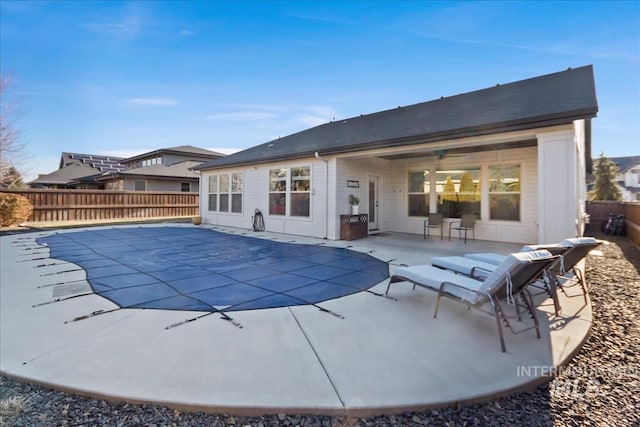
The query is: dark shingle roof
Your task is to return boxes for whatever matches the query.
[122,145,225,163]
[30,162,104,185]
[611,156,640,173]
[195,65,598,170]
[95,161,203,181]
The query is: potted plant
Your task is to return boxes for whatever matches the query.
[349,194,360,215]
[192,215,202,225]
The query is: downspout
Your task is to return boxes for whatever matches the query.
[315,152,329,239]
[192,169,202,220]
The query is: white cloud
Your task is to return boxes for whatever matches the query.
[80,22,128,34]
[296,114,330,128]
[224,103,288,113]
[126,98,179,106]
[205,112,277,121]
[179,29,194,36]
[295,106,339,127]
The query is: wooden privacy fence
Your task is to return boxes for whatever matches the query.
[1,189,199,223]
[586,200,640,246]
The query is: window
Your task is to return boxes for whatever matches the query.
[181,182,190,192]
[489,165,520,221]
[290,167,310,217]
[134,180,146,191]
[219,174,229,212]
[208,173,243,213]
[142,156,162,167]
[408,171,430,217]
[208,175,218,211]
[269,168,287,215]
[435,168,481,219]
[269,166,311,217]
[107,180,124,191]
[231,173,243,213]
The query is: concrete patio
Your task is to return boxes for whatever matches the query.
[0,223,593,416]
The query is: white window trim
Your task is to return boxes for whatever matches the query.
[208,172,244,214]
[488,163,522,222]
[268,166,312,218]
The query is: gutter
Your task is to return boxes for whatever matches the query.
[194,110,598,171]
[315,152,329,239]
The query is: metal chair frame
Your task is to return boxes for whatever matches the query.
[423,213,443,240]
[449,214,476,243]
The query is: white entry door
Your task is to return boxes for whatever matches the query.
[368,176,379,231]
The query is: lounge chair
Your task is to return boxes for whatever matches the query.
[386,250,558,352]
[433,243,569,314]
[463,238,602,313]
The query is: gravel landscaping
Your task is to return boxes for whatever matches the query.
[1,231,638,426]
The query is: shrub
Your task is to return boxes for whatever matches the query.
[0,193,33,227]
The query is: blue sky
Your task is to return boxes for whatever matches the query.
[1,1,638,181]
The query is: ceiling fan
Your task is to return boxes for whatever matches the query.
[433,149,467,160]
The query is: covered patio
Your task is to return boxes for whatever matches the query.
[0,223,593,416]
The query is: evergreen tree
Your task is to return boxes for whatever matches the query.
[458,172,475,203]
[589,152,622,201]
[442,176,457,201]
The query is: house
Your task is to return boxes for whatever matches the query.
[611,156,640,201]
[29,152,125,189]
[95,145,225,192]
[194,66,598,244]
[31,146,225,192]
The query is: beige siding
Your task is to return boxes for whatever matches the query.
[201,158,330,239]
[334,157,390,238]
[197,124,592,245]
[537,127,580,242]
[384,147,538,244]
[124,179,196,192]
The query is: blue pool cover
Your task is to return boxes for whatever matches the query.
[36,227,389,313]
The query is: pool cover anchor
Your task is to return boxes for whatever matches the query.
[33,262,67,268]
[317,306,345,319]
[166,310,243,330]
[363,288,398,301]
[38,278,87,289]
[32,292,95,307]
[18,250,49,257]
[40,268,84,277]
[65,308,122,324]
[18,256,50,262]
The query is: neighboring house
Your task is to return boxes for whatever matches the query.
[611,156,640,201]
[29,153,125,189]
[94,145,225,192]
[194,66,598,244]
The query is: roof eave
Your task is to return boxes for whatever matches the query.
[122,148,222,163]
[96,173,199,182]
[195,110,598,171]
